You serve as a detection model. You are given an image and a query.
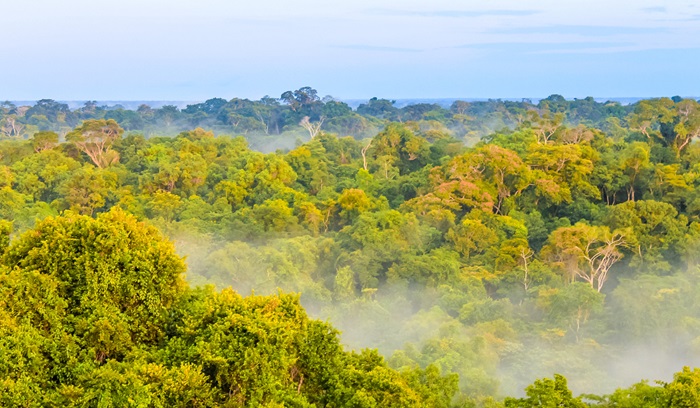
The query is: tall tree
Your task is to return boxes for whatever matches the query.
[66,119,124,168]
[542,223,626,292]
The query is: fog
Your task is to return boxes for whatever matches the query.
[168,229,700,400]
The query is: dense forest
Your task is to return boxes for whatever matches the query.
[0,90,636,147]
[2,89,700,406]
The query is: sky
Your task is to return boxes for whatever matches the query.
[2,0,699,101]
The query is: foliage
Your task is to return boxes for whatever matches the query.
[3,93,700,404]
[0,210,456,406]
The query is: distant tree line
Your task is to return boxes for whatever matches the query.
[2,88,660,143]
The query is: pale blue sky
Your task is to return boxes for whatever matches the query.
[2,0,699,100]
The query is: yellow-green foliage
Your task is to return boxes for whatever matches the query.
[0,210,456,407]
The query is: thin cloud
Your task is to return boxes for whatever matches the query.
[452,41,700,56]
[533,45,700,55]
[453,41,634,53]
[366,9,539,18]
[658,14,700,21]
[641,6,667,13]
[330,44,422,53]
[491,25,669,37]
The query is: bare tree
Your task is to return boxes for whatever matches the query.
[361,139,372,171]
[543,224,626,292]
[299,116,325,139]
[255,111,269,135]
[674,99,700,153]
[518,247,535,292]
[528,111,564,144]
[66,119,123,168]
[580,232,626,292]
[561,124,594,144]
[0,116,25,139]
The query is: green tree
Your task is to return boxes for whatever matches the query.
[30,131,59,152]
[56,166,118,216]
[504,374,586,408]
[0,219,10,254]
[2,209,186,349]
[606,200,687,273]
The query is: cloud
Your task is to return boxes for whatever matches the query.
[452,41,700,56]
[641,6,667,13]
[660,14,700,22]
[491,25,669,37]
[454,41,635,54]
[366,9,539,18]
[330,44,422,53]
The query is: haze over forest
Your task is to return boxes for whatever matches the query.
[3,90,700,406]
[3,0,700,406]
